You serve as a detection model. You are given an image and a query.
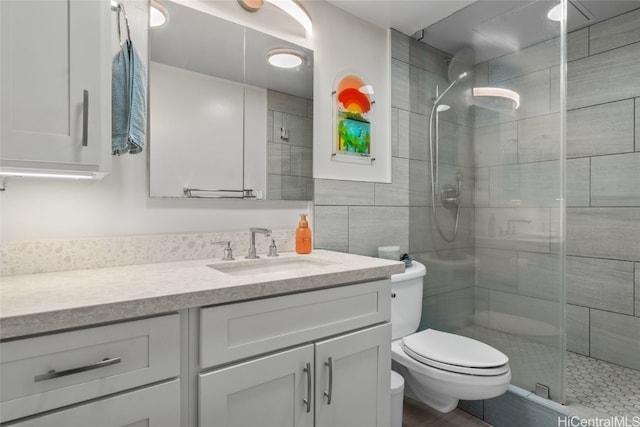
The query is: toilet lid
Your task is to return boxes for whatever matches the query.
[401,329,509,376]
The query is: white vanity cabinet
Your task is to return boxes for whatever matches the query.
[0,314,181,425]
[0,0,111,177]
[198,280,392,427]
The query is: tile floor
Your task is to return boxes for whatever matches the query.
[566,351,640,418]
[402,398,491,427]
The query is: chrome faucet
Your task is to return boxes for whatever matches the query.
[246,227,272,259]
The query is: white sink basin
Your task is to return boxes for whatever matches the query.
[208,257,336,276]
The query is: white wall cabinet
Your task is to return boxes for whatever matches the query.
[0,0,111,177]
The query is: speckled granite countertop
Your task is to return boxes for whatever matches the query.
[0,250,404,339]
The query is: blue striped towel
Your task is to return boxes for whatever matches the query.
[112,40,146,155]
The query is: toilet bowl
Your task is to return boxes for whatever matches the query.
[390,261,511,413]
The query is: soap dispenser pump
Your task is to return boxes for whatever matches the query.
[296,214,312,254]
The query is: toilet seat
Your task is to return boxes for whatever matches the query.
[401,329,510,376]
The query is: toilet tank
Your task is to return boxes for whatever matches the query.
[390,261,426,340]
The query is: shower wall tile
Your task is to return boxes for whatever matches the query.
[281,176,313,201]
[398,109,411,158]
[566,208,640,262]
[473,61,489,87]
[566,304,589,356]
[489,36,562,83]
[419,296,438,331]
[567,256,635,315]
[567,158,590,207]
[635,263,639,317]
[313,206,349,253]
[567,99,635,158]
[518,252,561,302]
[436,287,475,332]
[636,98,640,151]
[475,247,517,293]
[489,161,561,208]
[267,142,283,174]
[567,42,640,110]
[391,58,410,110]
[289,146,312,177]
[591,152,640,206]
[591,309,640,370]
[391,108,399,157]
[421,207,474,252]
[375,157,409,206]
[475,208,551,253]
[409,159,430,207]
[410,65,430,115]
[474,287,490,328]
[409,112,428,161]
[518,113,561,163]
[589,8,640,55]
[391,29,410,63]
[266,174,281,200]
[410,39,449,77]
[439,121,474,167]
[474,167,489,208]
[414,249,475,298]
[567,27,589,62]
[314,179,375,206]
[488,290,563,344]
[348,206,409,257]
[474,121,518,167]
[475,69,550,126]
[267,90,308,116]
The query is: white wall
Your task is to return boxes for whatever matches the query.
[0,0,390,241]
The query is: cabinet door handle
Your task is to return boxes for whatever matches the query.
[323,357,333,405]
[34,357,121,382]
[303,362,312,413]
[82,89,89,147]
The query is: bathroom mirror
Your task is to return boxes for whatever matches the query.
[148,0,313,200]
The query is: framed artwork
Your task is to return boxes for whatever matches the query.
[332,72,375,165]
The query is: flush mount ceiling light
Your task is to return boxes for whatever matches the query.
[150,0,169,28]
[267,48,304,68]
[473,87,521,110]
[238,0,312,36]
[547,3,563,22]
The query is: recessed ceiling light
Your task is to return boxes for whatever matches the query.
[473,87,521,110]
[150,0,168,28]
[267,48,304,68]
[238,0,312,36]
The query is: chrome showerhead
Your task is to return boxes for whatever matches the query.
[455,70,473,82]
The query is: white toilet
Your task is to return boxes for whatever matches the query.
[390,261,511,413]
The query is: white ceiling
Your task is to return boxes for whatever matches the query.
[327,0,640,61]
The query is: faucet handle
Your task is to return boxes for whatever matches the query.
[267,238,288,257]
[212,241,234,261]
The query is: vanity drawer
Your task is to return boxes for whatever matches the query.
[0,314,180,423]
[200,279,391,368]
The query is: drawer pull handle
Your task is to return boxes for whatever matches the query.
[324,357,333,405]
[303,362,312,413]
[34,357,121,382]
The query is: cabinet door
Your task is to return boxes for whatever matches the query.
[0,0,110,173]
[315,323,392,427]
[7,380,180,427]
[199,344,314,427]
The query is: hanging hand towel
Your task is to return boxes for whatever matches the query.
[112,40,147,155]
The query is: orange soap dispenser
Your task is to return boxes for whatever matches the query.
[296,214,312,254]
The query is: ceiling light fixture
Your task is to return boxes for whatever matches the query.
[547,3,563,22]
[150,0,169,28]
[238,0,312,36]
[267,48,304,68]
[473,87,521,110]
